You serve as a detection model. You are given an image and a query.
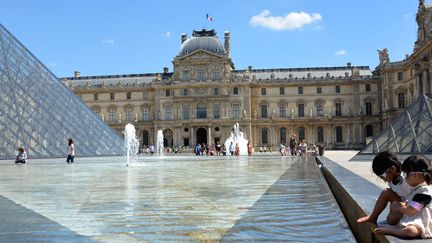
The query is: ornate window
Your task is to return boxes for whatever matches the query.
[232,103,240,118]
[365,102,372,115]
[165,90,170,97]
[211,66,220,80]
[182,104,189,120]
[397,72,403,81]
[298,103,305,117]
[261,88,266,95]
[317,87,322,94]
[398,93,405,108]
[197,103,207,119]
[182,68,189,80]
[335,85,341,93]
[213,103,220,119]
[94,94,98,101]
[279,103,286,118]
[280,127,287,143]
[280,87,285,95]
[298,87,303,94]
[183,89,188,96]
[142,106,150,121]
[336,126,343,142]
[108,108,116,122]
[261,104,268,118]
[198,67,206,81]
[335,103,342,116]
[110,93,115,100]
[317,127,324,143]
[233,87,239,95]
[126,92,131,100]
[213,87,219,95]
[316,102,324,117]
[262,128,268,144]
[125,107,133,122]
[365,125,373,137]
[164,105,171,120]
[298,127,305,140]
[365,84,371,92]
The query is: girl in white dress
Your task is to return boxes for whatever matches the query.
[357,151,412,225]
[375,155,432,239]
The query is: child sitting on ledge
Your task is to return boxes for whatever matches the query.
[357,151,412,225]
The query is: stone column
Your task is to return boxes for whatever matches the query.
[208,126,212,146]
[191,127,194,146]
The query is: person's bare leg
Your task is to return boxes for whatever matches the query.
[386,201,404,225]
[375,225,420,238]
[357,188,400,224]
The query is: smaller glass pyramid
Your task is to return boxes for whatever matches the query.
[359,95,432,154]
[0,24,124,159]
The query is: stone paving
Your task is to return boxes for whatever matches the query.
[0,154,354,242]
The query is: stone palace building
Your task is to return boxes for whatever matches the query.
[63,1,432,150]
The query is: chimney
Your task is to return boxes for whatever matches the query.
[224,31,230,57]
[163,67,169,74]
[347,62,352,67]
[74,71,80,78]
[181,33,187,44]
[248,65,252,71]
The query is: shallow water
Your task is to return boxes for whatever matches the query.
[0,154,354,242]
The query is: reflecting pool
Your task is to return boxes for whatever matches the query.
[0,154,354,242]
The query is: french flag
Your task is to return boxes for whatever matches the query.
[206,13,213,22]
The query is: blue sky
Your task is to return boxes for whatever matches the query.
[0,0,422,77]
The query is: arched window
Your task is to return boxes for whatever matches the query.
[197,103,207,119]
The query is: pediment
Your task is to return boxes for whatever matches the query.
[177,50,224,61]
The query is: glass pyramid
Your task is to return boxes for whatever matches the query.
[0,24,124,159]
[359,94,432,154]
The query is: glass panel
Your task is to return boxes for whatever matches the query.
[0,24,124,158]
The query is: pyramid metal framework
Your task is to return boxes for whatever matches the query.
[0,24,124,159]
[359,95,432,154]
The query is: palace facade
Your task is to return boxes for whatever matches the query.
[63,1,432,150]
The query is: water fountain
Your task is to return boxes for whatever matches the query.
[124,123,139,166]
[225,123,249,156]
[156,129,164,157]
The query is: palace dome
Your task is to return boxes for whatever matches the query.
[179,29,225,56]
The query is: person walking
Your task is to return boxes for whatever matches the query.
[66,138,75,163]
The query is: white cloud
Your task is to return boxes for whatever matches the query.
[101,38,114,44]
[48,62,57,67]
[334,49,347,56]
[250,10,322,30]
[403,13,411,20]
[164,31,171,37]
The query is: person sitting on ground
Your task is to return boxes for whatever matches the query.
[15,147,27,164]
[375,155,432,239]
[357,151,412,225]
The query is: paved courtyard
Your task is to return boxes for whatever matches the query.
[0,154,354,242]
